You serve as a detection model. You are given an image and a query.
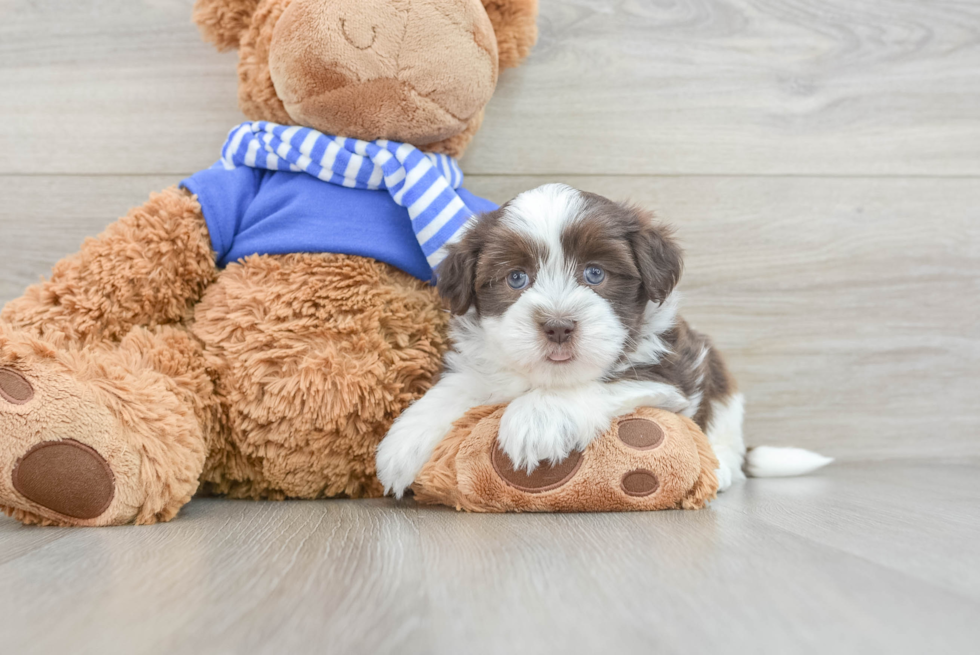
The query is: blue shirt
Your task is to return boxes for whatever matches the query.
[181,166,496,282]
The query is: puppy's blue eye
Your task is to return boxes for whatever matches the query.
[506,270,529,290]
[584,265,605,285]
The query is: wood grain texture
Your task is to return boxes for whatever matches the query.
[0,522,71,567]
[1,462,979,655]
[4,174,976,460]
[464,0,980,175]
[2,0,980,175]
[414,466,980,655]
[727,459,980,602]
[0,500,427,655]
[0,0,240,176]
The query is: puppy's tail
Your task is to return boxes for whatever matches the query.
[744,446,833,478]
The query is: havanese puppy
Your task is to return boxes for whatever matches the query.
[377,183,830,497]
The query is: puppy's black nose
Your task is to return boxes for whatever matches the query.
[542,319,576,344]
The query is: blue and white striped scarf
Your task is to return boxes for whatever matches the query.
[219,121,476,270]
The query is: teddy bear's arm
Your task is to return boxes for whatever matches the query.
[1,187,218,347]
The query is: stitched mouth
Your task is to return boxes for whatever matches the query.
[340,18,378,51]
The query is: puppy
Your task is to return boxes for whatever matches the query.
[376,184,830,497]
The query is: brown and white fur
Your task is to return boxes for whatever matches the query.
[376,184,830,497]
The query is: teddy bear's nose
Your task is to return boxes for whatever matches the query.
[339,17,379,51]
[269,0,498,146]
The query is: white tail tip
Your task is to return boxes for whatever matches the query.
[745,446,833,478]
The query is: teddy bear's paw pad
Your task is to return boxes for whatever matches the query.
[617,417,665,450]
[491,440,583,493]
[621,469,659,497]
[11,440,115,520]
[0,367,34,405]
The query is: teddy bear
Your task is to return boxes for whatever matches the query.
[0,0,539,526]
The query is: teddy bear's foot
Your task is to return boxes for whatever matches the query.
[0,325,210,526]
[0,359,135,526]
[10,431,115,523]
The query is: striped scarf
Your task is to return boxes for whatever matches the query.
[219,121,476,271]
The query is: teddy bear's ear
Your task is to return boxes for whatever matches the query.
[482,0,539,69]
[193,0,262,51]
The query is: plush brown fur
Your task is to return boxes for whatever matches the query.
[192,252,448,501]
[413,406,719,512]
[1,187,217,347]
[237,0,294,125]
[0,0,537,526]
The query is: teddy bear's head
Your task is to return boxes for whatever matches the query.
[193,0,537,158]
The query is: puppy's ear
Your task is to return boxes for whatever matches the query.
[436,222,482,315]
[626,207,683,304]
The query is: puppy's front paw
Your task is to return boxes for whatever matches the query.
[376,424,436,499]
[715,463,733,492]
[498,399,578,473]
[710,444,746,493]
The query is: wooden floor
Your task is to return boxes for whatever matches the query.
[1,1,978,653]
[2,461,979,654]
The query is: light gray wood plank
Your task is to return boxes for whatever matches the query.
[0,521,71,567]
[464,0,980,176]
[412,496,980,655]
[2,174,977,459]
[2,1,980,176]
[2,463,980,655]
[716,459,980,601]
[0,0,240,176]
[0,499,427,655]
